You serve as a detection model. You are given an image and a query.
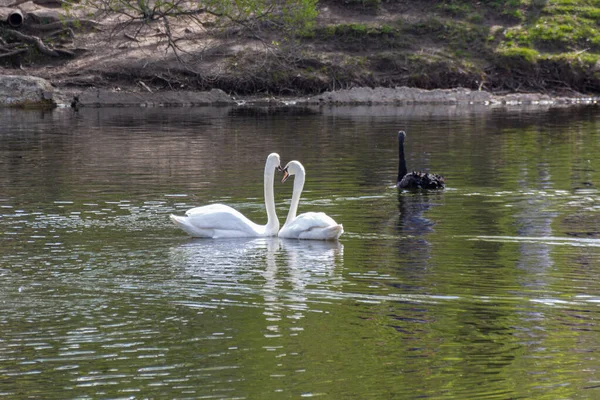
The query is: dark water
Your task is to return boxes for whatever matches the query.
[2,104,600,399]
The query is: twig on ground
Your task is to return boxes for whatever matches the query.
[138,80,153,92]
[124,33,140,42]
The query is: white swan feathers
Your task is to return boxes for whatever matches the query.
[278,160,344,240]
[169,153,281,238]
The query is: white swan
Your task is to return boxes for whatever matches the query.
[170,153,281,238]
[278,160,344,240]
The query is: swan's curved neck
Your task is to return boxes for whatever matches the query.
[264,162,279,232]
[398,137,408,182]
[285,169,305,224]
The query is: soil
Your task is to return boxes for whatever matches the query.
[1,0,599,106]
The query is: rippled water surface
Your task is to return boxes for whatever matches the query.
[2,104,600,399]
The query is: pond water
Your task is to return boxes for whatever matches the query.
[2,103,600,399]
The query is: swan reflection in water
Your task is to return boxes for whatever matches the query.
[391,191,444,281]
[396,191,439,237]
[167,238,343,389]
[169,237,344,310]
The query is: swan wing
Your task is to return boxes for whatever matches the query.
[185,203,235,216]
[398,171,445,190]
[279,212,344,240]
[171,204,264,238]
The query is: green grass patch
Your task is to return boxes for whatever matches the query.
[521,15,600,50]
[437,0,527,22]
[329,0,381,8]
[308,23,398,41]
[438,2,472,17]
[406,19,492,57]
[546,51,599,66]
[495,46,540,71]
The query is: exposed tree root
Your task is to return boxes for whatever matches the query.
[5,29,71,57]
[0,47,27,58]
[27,19,101,32]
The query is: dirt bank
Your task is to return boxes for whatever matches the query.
[3,0,600,102]
[2,74,598,108]
[4,0,600,108]
[55,85,597,108]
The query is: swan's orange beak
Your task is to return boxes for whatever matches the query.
[281,168,290,183]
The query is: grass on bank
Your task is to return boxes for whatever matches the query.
[286,0,600,93]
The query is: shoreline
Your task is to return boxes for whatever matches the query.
[2,75,600,109]
[55,85,600,109]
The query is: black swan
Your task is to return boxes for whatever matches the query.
[397,131,445,190]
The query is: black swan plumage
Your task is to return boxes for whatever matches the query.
[397,131,445,190]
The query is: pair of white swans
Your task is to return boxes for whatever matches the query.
[169,153,343,240]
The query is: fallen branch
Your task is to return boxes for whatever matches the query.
[0,42,24,50]
[7,0,66,6]
[124,33,140,42]
[27,19,101,32]
[6,29,71,57]
[0,48,27,58]
[54,48,75,56]
[5,0,27,6]
[46,28,76,40]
